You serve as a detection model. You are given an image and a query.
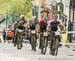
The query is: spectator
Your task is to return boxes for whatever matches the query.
[3,29,6,43]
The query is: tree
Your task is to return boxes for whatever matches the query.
[0,0,32,20]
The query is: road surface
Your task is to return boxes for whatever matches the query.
[0,43,74,61]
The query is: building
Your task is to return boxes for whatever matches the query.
[32,0,39,17]
[69,0,75,22]
[46,0,70,30]
[69,0,75,32]
[32,0,46,20]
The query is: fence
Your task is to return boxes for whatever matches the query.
[60,31,75,46]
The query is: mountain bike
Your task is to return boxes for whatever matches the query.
[16,29,24,49]
[50,31,61,56]
[30,30,37,51]
[41,31,48,54]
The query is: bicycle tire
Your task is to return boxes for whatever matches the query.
[41,36,44,54]
[31,34,36,51]
[43,37,48,54]
[50,37,56,55]
[17,33,22,49]
[33,36,36,51]
[54,37,59,56]
[41,37,48,54]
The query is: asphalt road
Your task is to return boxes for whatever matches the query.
[0,43,74,61]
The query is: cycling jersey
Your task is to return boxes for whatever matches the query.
[30,23,36,30]
[49,20,62,31]
[17,19,26,30]
[18,25,25,30]
[38,20,47,32]
[38,20,44,25]
[40,23,47,32]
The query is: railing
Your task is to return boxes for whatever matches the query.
[60,31,75,46]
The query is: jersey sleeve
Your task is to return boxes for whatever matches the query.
[48,20,53,26]
[58,20,62,25]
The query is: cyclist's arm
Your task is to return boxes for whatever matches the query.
[47,21,51,31]
[58,20,65,31]
[62,24,66,31]
[47,24,49,30]
[36,24,40,32]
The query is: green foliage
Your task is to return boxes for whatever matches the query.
[0,0,32,20]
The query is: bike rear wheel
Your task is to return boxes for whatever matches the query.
[17,33,22,49]
[31,34,37,51]
[50,36,59,56]
[54,37,59,56]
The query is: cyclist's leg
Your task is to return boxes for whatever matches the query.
[50,32,54,51]
[29,33,32,44]
[35,33,37,46]
[31,34,34,50]
[39,32,42,49]
[14,31,17,46]
[58,35,61,42]
[21,32,23,47]
[58,35,62,46]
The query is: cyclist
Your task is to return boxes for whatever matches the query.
[13,15,26,47]
[48,15,64,51]
[29,20,36,38]
[29,20,37,51]
[38,18,48,49]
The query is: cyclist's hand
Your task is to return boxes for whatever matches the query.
[62,30,66,33]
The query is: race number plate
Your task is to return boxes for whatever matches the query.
[18,29,23,32]
[55,32,60,35]
[31,30,36,34]
[43,32,48,36]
